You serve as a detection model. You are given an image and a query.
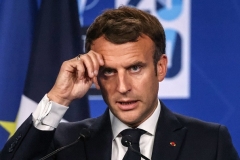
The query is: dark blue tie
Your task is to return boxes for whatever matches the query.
[121,129,146,160]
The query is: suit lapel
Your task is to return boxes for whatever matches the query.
[85,109,112,160]
[151,102,187,160]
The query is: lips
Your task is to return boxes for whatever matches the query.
[116,100,138,111]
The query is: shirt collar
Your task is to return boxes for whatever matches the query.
[110,100,161,140]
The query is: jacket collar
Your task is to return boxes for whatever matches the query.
[151,102,187,160]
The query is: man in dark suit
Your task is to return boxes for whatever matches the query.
[1,6,239,160]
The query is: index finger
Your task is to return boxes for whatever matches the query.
[91,50,104,66]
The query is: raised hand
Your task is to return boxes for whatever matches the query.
[47,50,104,106]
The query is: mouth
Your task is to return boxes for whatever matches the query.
[116,100,138,111]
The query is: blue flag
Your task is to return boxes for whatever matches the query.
[0,0,38,149]
[18,0,90,124]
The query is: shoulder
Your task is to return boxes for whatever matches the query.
[160,102,222,133]
[173,112,229,142]
[54,109,110,143]
[174,112,221,130]
[54,117,99,143]
[56,117,98,135]
[173,113,239,158]
[174,112,227,137]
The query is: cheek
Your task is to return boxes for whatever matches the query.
[136,73,159,99]
[134,70,158,87]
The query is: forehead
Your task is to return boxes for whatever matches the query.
[91,35,155,65]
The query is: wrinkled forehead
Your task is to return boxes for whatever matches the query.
[91,35,155,69]
[91,35,155,54]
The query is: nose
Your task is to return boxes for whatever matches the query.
[116,73,131,94]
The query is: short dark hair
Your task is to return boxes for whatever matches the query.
[85,6,165,67]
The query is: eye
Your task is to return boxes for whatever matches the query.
[130,65,142,73]
[103,69,115,76]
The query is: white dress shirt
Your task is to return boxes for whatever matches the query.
[32,95,161,160]
[32,94,68,130]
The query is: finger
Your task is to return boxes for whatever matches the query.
[60,60,78,74]
[64,58,86,80]
[91,50,104,66]
[87,51,102,76]
[75,60,86,80]
[93,76,100,90]
[78,54,95,78]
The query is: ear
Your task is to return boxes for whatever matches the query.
[157,54,168,82]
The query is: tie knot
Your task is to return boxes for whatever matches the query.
[121,129,146,144]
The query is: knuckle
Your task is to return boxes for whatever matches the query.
[62,61,69,67]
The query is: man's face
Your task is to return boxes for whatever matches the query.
[91,35,167,127]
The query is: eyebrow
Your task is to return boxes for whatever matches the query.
[126,61,146,68]
[99,66,115,72]
[100,61,146,71]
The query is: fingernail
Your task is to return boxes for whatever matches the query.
[100,59,104,65]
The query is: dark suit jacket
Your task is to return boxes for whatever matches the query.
[1,102,239,160]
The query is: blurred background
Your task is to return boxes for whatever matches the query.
[0,0,240,154]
